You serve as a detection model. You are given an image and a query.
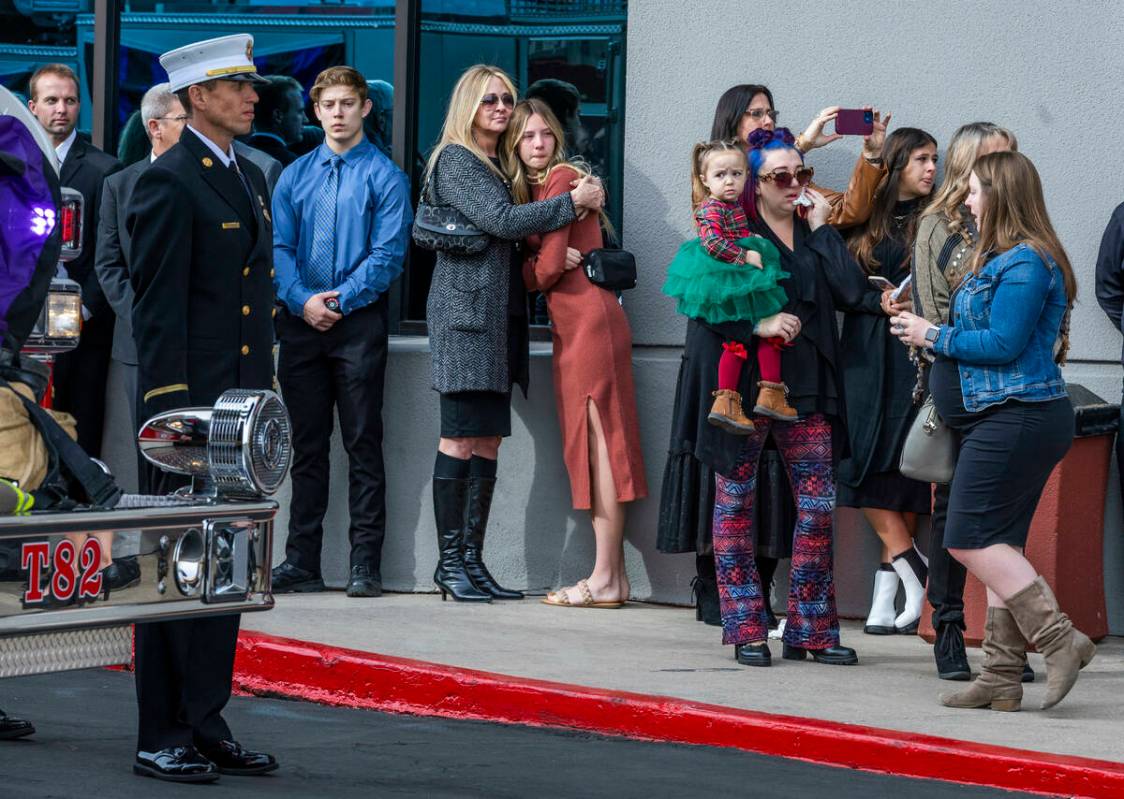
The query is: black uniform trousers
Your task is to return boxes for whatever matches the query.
[52,311,114,458]
[134,473,238,752]
[277,295,389,575]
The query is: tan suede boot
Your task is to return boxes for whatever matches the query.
[1005,576,1096,710]
[708,389,755,435]
[940,607,1025,712]
[753,380,799,421]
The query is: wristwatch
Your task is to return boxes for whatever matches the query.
[924,326,940,346]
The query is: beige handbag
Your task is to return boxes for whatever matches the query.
[0,380,77,491]
[899,395,956,484]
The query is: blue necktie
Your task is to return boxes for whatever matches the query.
[307,155,342,292]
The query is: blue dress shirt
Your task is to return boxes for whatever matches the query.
[272,139,411,315]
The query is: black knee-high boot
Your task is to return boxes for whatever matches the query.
[433,476,491,602]
[693,554,721,626]
[463,475,523,599]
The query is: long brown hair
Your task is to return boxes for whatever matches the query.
[970,150,1075,362]
[847,127,937,274]
[501,98,613,235]
[690,139,746,210]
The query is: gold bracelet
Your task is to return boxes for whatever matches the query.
[794,134,808,154]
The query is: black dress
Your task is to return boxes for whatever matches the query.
[837,200,932,514]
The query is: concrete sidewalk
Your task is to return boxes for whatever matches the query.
[241,592,1124,765]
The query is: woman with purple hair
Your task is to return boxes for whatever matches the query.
[665,127,867,667]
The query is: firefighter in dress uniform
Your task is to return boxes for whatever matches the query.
[125,35,278,783]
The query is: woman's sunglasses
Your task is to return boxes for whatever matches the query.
[758,166,814,188]
[480,93,515,109]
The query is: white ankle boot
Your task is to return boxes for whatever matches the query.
[891,544,928,634]
[864,567,900,635]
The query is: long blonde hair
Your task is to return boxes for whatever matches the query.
[923,122,1017,239]
[502,98,614,236]
[970,151,1075,363]
[422,64,516,184]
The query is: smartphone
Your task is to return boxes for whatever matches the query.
[835,108,874,136]
[868,275,896,291]
[891,274,913,301]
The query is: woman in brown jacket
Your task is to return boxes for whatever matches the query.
[504,99,648,607]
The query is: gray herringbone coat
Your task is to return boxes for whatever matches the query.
[426,144,576,394]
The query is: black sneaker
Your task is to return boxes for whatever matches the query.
[103,557,141,593]
[345,564,382,598]
[934,622,971,681]
[270,562,325,594]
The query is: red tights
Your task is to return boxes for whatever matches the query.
[718,338,784,391]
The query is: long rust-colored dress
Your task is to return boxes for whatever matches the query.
[523,166,648,509]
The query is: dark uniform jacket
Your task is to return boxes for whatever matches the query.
[126,128,274,417]
[94,158,147,365]
[60,136,122,319]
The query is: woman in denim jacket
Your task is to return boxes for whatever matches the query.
[893,151,1095,712]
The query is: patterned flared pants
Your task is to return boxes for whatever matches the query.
[712,414,840,648]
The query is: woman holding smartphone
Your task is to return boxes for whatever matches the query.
[837,128,939,637]
[893,151,1092,711]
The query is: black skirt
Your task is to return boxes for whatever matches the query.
[837,469,932,514]
[929,357,1073,549]
[439,390,512,438]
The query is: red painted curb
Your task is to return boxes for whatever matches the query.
[233,631,1124,798]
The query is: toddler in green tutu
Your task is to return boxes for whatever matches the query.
[663,139,796,434]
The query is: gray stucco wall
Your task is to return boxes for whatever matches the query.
[100,0,1124,634]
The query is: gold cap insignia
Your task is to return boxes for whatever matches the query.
[246,40,254,61]
[202,157,214,168]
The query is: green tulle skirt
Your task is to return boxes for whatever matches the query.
[662,237,790,325]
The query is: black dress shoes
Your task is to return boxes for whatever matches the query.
[133,746,219,783]
[782,643,859,665]
[934,622,971,681]
[103,557,141,593]
[197,739,279,776]
[346,564,382,598]
[0,708,34,740]
[734,643,772,667]
[271,561,326,594]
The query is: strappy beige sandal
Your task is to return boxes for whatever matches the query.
[541,578,626,609]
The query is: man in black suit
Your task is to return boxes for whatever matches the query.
[248,74,302,166]
[95,82,187,493]
[27,63,121,458]
[125,34,278,784]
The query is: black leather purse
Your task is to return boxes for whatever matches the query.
[583,247,637,291]
[411,167,490,256]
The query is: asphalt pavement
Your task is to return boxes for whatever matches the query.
[1,670,1053,799]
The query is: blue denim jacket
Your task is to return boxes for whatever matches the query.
[932,243,1068,412]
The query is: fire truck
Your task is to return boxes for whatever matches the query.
[0,86,287,681]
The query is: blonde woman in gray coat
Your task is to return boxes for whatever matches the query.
[423,64,605,602]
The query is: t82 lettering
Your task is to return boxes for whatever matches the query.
[21,538,104,607]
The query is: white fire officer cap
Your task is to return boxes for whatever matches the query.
[160,34,269,93]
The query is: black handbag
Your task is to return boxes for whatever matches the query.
[411,167,490,256]
[583,247,636,291]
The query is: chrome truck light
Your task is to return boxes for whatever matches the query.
[138,389,292,499]
[23,277,81,354]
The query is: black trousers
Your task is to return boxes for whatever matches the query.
[52,311,114,458]
[134,470,238,752]
[926,482,966,628]
[277,296,389,574]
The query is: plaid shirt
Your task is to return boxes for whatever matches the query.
[694,198,751,265]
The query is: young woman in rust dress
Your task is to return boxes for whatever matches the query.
[503,98,647,607]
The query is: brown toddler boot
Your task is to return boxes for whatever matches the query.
[708,389,755,435]
[1005,576,1096,709]
[753,381,799,421]
[940,607,1025,712]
